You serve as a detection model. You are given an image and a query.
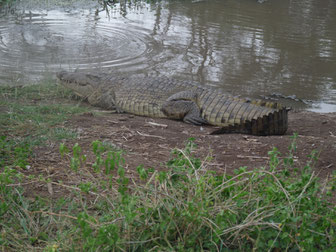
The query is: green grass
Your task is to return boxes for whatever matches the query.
[0,82,91,168]
[1,137,335,251]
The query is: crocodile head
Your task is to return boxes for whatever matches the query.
[57,71,104,99]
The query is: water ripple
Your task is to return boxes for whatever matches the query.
[0,0,335,113]
[0,9,158,84]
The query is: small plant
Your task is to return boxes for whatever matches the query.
[91,140,125,189]
[0,136,31,168]
[92,140,105,172]
[70,143,86,171]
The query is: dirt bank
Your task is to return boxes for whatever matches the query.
[31,110,336,186]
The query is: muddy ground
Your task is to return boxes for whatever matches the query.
[29,110,336,197]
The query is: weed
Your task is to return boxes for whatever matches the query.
[70,143,85,171]
[0,136,31,168]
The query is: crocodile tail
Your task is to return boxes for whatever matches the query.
[211,107,289,136]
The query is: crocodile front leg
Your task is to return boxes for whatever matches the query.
[88,88,124,113]
[161,100,208,125]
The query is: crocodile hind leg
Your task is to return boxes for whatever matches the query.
[161,100,208,125]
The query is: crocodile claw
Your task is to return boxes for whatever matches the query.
[183,115,208,126]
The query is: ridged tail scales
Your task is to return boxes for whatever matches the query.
[210,106,289,135]
[205,96,289,136]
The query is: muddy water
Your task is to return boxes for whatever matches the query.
[0,0,335,112]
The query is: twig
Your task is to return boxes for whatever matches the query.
[237,155,269,160]
[146,121,168,128]
[325,163,333,169]
[120,237,161,244]
[136,131,166,140]
[29,210,78,220]
[221,220,280,236]
[292,171,315,206]
[6,173,56,187]
[28,210,113,228]
[93,110,116,113]
[103,217,125,225]
[50,181,112,200]
[307,229,326,236]
[46,167,53,196]
[206,162,225,166]
[107,120,119,124]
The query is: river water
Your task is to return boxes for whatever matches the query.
[0,0,335,112]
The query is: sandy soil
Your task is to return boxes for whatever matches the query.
[28,110,336,195]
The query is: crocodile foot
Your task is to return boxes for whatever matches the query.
[161,100,208,126]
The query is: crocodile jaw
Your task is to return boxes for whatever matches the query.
[56,71,101,99]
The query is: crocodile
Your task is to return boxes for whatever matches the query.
[57,71,289,135]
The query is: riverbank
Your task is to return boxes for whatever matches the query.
[61,109,336,176]
[1,83,335,250]
[1,83,336,194]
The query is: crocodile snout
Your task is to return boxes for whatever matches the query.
[56,71,68,81]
